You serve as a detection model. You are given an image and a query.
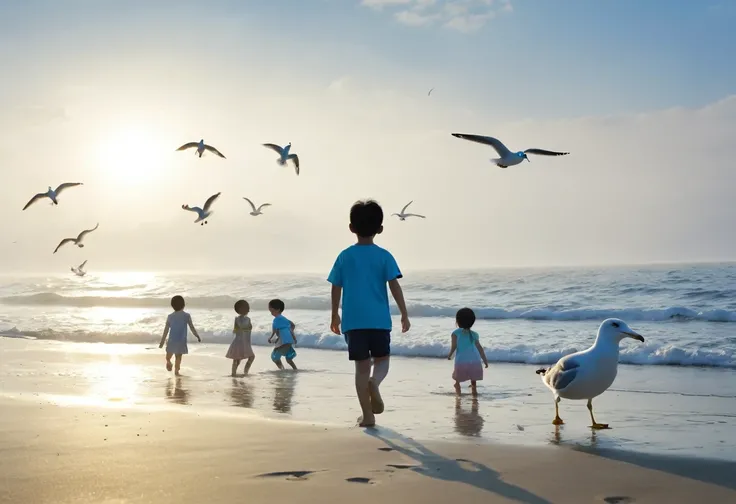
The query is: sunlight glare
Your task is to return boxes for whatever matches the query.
[97,126,168,187]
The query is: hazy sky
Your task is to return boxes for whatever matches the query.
[1,0,735,274]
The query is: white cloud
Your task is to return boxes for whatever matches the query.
[361,0,512,32]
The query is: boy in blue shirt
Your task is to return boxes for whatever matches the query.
[327,199,410,427]
[267,298,297,370]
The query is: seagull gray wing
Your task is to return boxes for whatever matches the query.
[405,213,426,219]
[257,203,271,212]
[77,223,99,240]
[203,192,221,212]
[263,143,284,155]
[54,182,83,194]
[183,205,202,214]
[428,87,434,96]
[79,260,88,269]
[176,142,199,151]
[53,238,74,254]
[543,356,580,391]
[288,154,299,175]
[242,197,257,212]
[400,201,413,214]
[22,193,46,211]
[524,148,569,157]
[451,133,511,157]
[204,144,226,158]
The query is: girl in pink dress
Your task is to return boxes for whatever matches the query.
[447,308,488,396]
[226,300,255,376]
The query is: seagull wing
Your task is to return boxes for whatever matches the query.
[77,223,99,240]
[263,143,284,155]
[183,205,202,214]
[22,193,46,211]
[542,356,580,392]
[203,192,221,212]
[288,154,299,175]
[242,197,257,212]
[428,87,434,96]
[176,142,199,151]
[53,238,74,254]
[405,213,426,219]
[401,201,413,214]
[54,182,83,194]
[451,133,512,157]
[204,144,226,158]
[79,260,88,270]
[524,148,569,157]
[257,203,271,212]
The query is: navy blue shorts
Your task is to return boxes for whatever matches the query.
[345,329,391,361]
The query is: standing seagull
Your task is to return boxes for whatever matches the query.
[242,197,271,216]
[53,224,99,254]
[392,201,426,221]
[262,142,299,175]
[176,139,226,159]
[182,192,221,225]
[535,318,644,429]
[22,183,83,210]
[451,133,569,168]
[71,260,88,277]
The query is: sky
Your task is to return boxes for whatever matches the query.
[0,0,735,274]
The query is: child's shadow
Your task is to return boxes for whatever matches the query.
[229,378,255,409]
[366,428,551,504]
[165,377,190,406]
[454,396,484,437]
[271,371,297,414]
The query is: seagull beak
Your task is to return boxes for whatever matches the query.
[624,331,644,342]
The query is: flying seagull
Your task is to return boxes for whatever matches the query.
[53,224,99,254]
[242,197,271,216]
[176,139,226,159]
[392,201,426,221]
[182,192,221,225]
[22,183,83,211]
[536,318,644,429]
[263,142,299,175]
[451,133,569,168]
[428,87,434,96]
[71,260,88,277]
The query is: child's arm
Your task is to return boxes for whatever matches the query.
[448,332,457,360]
[187,315,202,342]
[159,320,170,348]
[290,321,297,345]
[474,340,489,368]
[388,279,410,333]
[268,329,278,344]
[330,285,342,335]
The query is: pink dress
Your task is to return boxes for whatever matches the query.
[452,329,484,382]
[226,316,254,360]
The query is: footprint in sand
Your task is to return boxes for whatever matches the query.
[603,497,635,504]
[386,464,422,471]
[378,447,394,452]
[256,470,319,481]
[346,477,374,484]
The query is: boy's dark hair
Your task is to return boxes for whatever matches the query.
[268,299,285,312]
[350,200,383,238]
[456,307,476,330]
[171,295,185,311]
[234,299,249,314]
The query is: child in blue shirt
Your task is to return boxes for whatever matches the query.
[267,298,297,370]
[327,199,410,427]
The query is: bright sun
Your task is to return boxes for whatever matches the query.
[96,126,168,187]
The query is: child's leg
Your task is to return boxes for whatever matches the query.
[367,331,390,414]
[244,356,255,374]
[165,352,173,372]
[454,380,461,395]
[285,345,297,370]
[231,359,240,377]
[286,358,297,370]
[470,380,478,397]
[174,354,183,375]
[355,358,374,426]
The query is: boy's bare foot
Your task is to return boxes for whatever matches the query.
[368,379,384,414]
[454,382,461,395]
[357,414,376,427]
[174,371,181,377]
[166,362,173,372]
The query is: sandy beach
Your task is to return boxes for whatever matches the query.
[1,396,734,504]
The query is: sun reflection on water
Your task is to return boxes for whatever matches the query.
[83,356,144,405]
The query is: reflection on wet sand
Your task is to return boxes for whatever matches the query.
[229,378,254,409]
[272,371,297,414]
[454,397,484,437]
[165,377,190,405]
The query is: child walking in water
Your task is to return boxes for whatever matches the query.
[159,295,201,376]
[267,299,297,370]
[226,299,255,376]
[447,307,488,396]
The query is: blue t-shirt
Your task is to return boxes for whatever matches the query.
[272,314,294,345]
[327,244,402,333]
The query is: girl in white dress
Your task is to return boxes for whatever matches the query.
[226,300,255,376]
[159,295,201,376]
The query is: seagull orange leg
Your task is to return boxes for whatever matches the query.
[587,399,610,429]
[552,397,564,425]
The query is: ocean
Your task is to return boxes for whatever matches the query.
[1,263,735,461]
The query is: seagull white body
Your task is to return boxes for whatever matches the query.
[176,139,226,159]
[536,318,644,428]
[22,182,83,210]
[392,201,426,221]
[242,197,271,216]
[451,133,569,168]
[182,192,221,225]
[263,142,299,175]
[53,224,99,254]
[71,260,88,277]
